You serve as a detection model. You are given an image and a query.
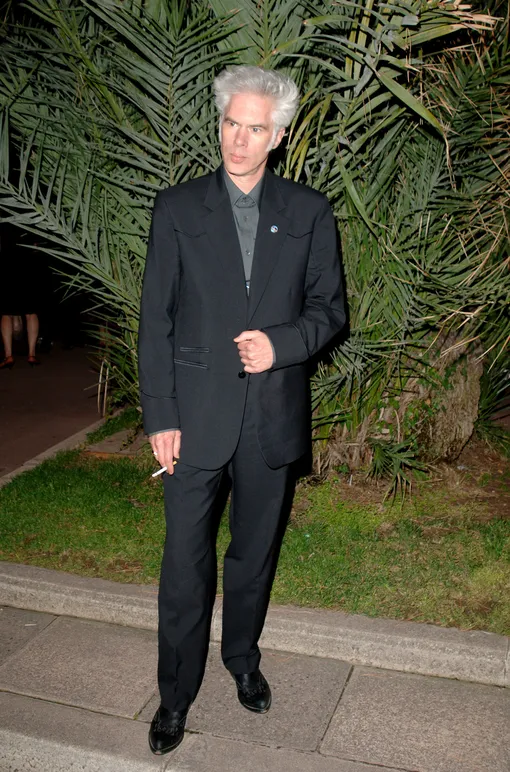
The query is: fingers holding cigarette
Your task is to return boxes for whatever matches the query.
[149,429,181,477]
[151,460,177,478]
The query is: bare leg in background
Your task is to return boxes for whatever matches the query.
[1,315,13,358]
[26,313,39,358]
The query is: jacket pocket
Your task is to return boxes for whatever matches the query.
[179,346,211,354]
[287,225,313,239]
[174,222,206,238]
[174,358,208,370]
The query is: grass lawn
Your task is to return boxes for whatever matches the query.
[0,432,509,635]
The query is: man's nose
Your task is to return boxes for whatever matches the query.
[234,128,248,146]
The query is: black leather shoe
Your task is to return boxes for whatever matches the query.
[233,670,272,713]
[148,705,187,755]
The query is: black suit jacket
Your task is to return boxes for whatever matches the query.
[138,166,345,469]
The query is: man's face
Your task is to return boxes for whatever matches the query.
[221,92,285,182]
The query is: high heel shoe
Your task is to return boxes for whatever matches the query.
[28,356,40,367]
[0,356,15,370]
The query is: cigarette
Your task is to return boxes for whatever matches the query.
[151,460,178,478]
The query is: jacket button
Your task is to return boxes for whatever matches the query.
[238,370,246,379]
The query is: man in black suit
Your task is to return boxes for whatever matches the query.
[138,65,345,755]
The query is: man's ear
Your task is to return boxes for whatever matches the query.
[272,127,286,149]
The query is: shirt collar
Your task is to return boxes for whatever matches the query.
[223,166,264,208]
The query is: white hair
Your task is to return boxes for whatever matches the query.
[213,66,300,143]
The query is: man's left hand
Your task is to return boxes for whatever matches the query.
[234,330,274,373]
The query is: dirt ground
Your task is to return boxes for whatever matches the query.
[295,437,510,522]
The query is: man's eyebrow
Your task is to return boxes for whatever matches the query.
[223,115,269,129]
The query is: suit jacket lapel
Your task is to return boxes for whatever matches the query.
[247,170,289,323]
[203,168,248,317]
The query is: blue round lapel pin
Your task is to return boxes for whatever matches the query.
[270,225,278,233]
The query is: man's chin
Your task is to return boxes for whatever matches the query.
[225,160,250,175]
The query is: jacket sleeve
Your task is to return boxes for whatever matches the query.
[262,198,345,369]
[138,191,181,434]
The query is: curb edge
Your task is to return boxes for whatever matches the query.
[1,561,507,689]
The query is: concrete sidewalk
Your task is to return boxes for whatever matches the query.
[0,346,99,478]
[0,564,509,771]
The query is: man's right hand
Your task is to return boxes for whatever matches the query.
[150,430,181,476]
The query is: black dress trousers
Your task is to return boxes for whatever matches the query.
[157,385,292,711]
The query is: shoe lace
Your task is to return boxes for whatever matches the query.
[239,677,265,698]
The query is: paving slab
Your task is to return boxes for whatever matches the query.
[0,691,165,771]
[0,605,56,665]
[321,666,510,772]
[188,646,349,752]
[0,692,407,772]
[138,643,351,752]
[0,616,157,718]
[170,734,408,772]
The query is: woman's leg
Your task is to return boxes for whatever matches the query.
[1,315,13,358]
[26,313,39,358]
